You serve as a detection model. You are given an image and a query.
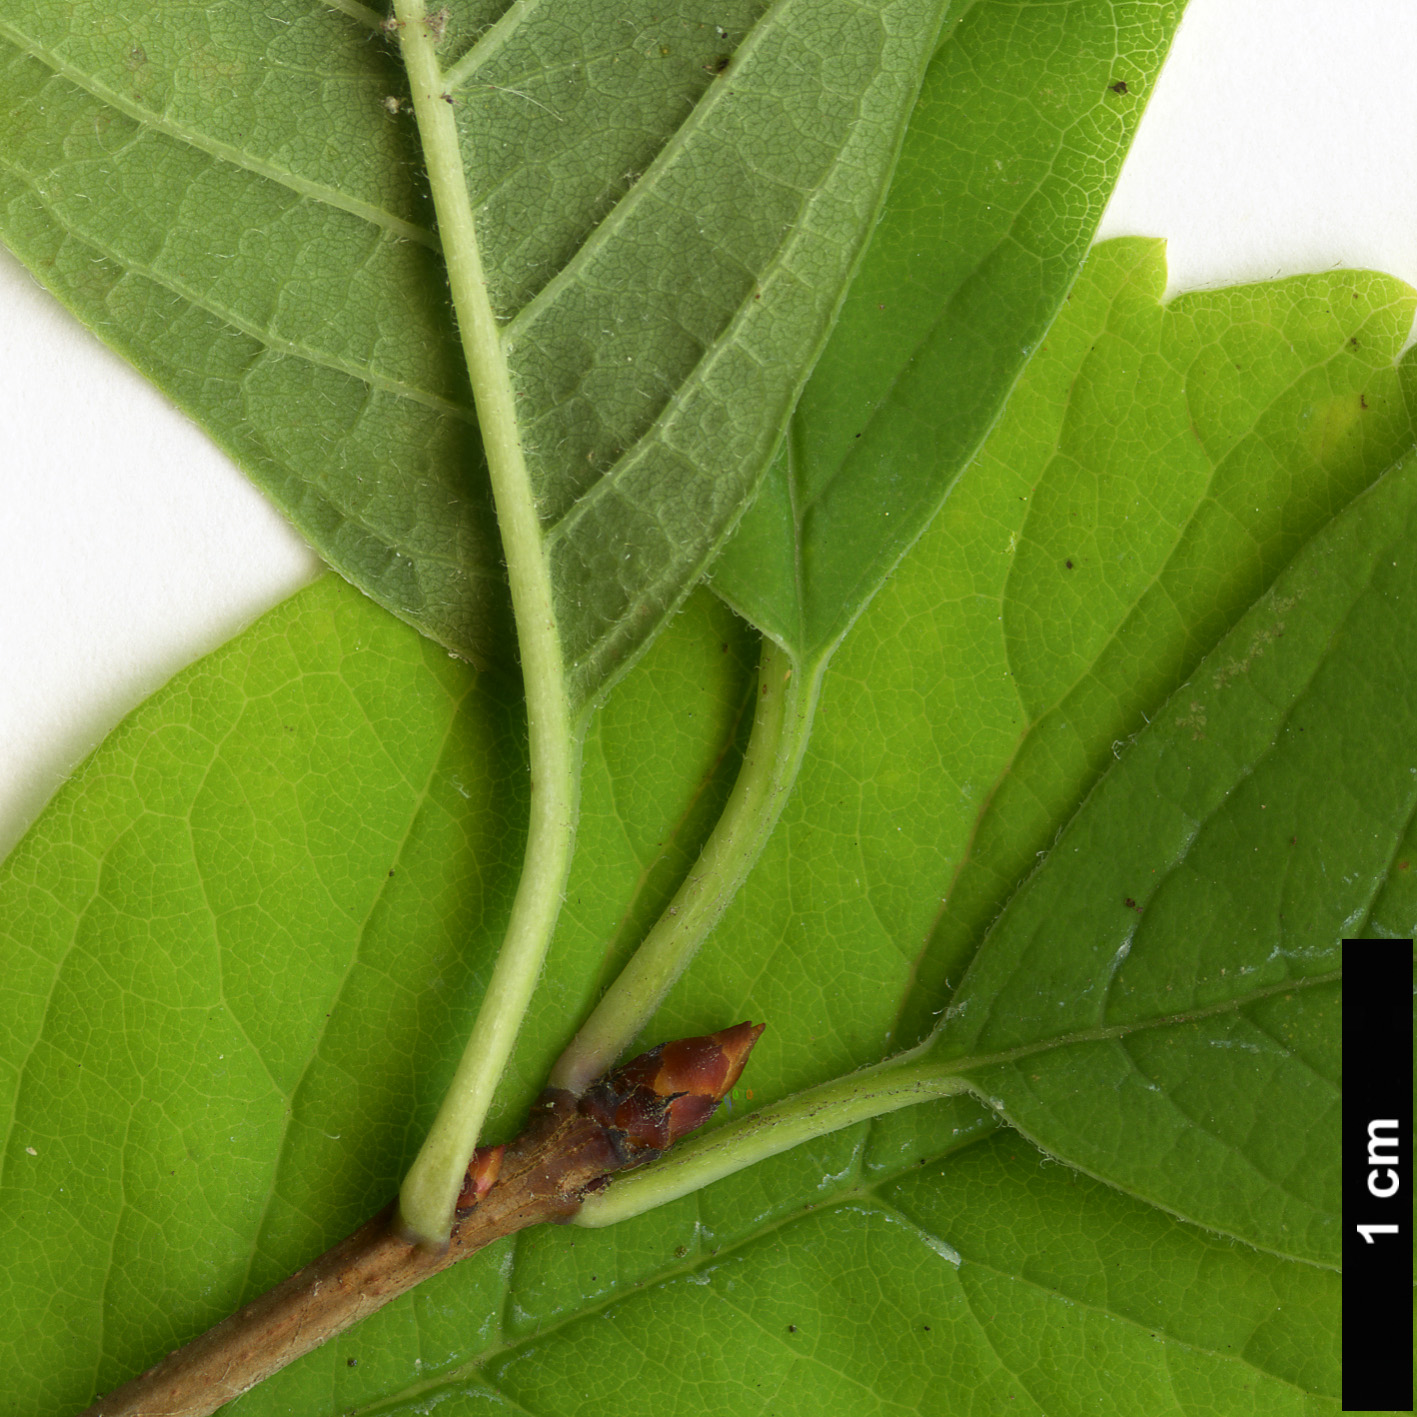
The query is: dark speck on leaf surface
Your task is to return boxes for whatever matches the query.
[1065,559,1074,570]
[788,1325,797,1333]
[347,1358,358,1368]
[1110,80,1128,94]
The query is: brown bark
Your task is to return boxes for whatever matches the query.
[79,1022,762,1417]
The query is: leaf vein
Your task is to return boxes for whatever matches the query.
[0,21,436,248]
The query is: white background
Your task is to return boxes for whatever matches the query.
[3,0,1416,858]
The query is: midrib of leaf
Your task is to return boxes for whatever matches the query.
[5,635,480,1329]
[350,1116,1313,1416]
[0,16,435,247]
[496,0,948,700]
[580,968,1337,1268]
[889,249,1417,1045]
[0,0,948,690]
[391,0,576,1244]
[0,23,515,665]
[936,969,1341,1082]
[790,213,1023,538]
[958,1002,1341,1266]
[394,0,950,1106]
[894,306,1376,1030]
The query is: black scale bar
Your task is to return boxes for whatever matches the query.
[1342,938,1414,1413]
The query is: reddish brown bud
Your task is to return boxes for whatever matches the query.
[578,1022,764,1167]
[454,1143,504,1212]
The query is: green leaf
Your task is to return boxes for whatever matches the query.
[663,240,1415,1095]
[477,0,945,700]
[712,0,1186,660]
[0,3,505,660]
[4,241,1405,1413]
[934,443,1417,1265]
[0,574,758,1415]
[0,0,946,699]
[471,1133,1337,1417]
[892,236,1417,1045]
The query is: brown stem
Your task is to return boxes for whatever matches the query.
[79,1022,763,1417]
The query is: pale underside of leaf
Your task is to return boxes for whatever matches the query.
[0,5,511,662]
[643,241,1413,1138]
[0,551,1352,1410]
[3,342,1388,1410]
[0,1,1381,1408]
[456,0,949,704]
[0,0,949,706]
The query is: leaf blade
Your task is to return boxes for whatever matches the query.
[0,10,510,662]
[479,0,948,701]
[937,448,1417,1264]
[0,0,952,701]
[894,238,1417,1045]
[0,573,766,1412]
[6,240,1400,1404]
[711,0,1189,660]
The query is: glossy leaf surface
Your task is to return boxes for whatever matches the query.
[890,237,1417,1045]
[669,240,1414,1097]
[936,447,1417,1262]
[713,0,1185,661]
[4,243,1408,1412]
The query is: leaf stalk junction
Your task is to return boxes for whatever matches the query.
[389,0,838,1248]
[81,5,960,1408]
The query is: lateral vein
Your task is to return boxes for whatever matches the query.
[0,19,438,249]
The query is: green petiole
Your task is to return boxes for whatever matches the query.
[549,636,823,1093]
[575,1047,970,1227]
[392,0,580,1246]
